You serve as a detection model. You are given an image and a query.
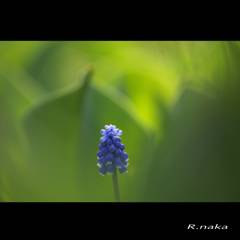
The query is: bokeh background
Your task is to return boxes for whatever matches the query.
[0,41,240,201]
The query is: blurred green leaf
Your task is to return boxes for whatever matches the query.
[144,87,240,201]
[23,69,152,201]
[0,41,45,73]
[1,41,240,202]
[0,75,34,201]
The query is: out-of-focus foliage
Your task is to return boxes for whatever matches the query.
[0,41,240,201]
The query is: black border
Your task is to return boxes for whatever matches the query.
[1,1,239,40]
[0,202,238,235]
[0,15,239,40]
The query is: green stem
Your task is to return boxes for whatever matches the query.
[112,168,120,202]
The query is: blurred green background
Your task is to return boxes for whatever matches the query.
[1,41,240,202]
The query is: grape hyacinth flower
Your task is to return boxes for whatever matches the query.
[97,124,129,201]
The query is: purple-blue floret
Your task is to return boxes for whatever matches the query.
[97,124,129,175]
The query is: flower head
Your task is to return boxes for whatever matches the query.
[97,124,129,175]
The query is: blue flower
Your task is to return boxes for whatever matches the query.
[97,124,129,175]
